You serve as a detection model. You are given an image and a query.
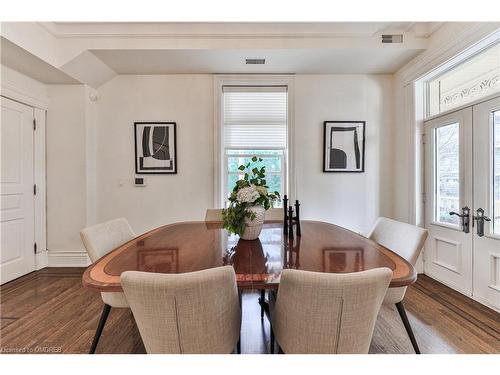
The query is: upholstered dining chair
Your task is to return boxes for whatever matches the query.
[205,209,223,222]
[266,207,284,221]
[80,218,136,353]
[121,266,241,354]
[368,217,428,354]
[268,268,392,354]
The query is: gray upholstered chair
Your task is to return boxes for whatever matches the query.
[80,217,136,353]
[205,209,223,222]
[368,217,428,354]
[269,268,392,354]
[121,266,241,354]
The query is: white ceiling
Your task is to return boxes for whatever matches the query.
[91,48,423,74]
[0,22,446,85]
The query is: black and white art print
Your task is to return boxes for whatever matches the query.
[323,121,365,173]
[134,122,177,174]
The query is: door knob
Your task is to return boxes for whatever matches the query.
[449,206,470,233]
[473,208,491,237]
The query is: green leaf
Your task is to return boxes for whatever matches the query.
[238,165,245,171]
[251,156,258,162]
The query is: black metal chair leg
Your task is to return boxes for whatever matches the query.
[270,327,275,354]
[260,290,265,320]
[89,304,111,354]
[395,301,421,354]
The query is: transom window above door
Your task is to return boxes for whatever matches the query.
[427,42,500,117]
[222,86,288,206]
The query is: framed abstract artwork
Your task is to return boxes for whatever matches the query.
[134,122,177,174]
[323,121,365,172]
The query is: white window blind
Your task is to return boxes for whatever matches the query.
[223,86,287,149]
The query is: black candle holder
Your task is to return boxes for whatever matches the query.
[283,195,289,235]
[282,195,301,238]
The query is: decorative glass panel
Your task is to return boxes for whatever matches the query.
[494,111,500,235]
[428,43,500,117]
[435,123,460,225]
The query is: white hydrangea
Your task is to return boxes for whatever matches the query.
[236,186,260,203]
[255,185,268,196]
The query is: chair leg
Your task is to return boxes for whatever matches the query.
[89,304,111,354]
[260,290,265,321]
[270,327,275,354]
[395,301,421,354]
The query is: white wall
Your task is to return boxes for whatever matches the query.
[22,72,396,262]
[96,75,214,234]
[94,74,394,237]
[295,75,395,234]
[46,85,88,261]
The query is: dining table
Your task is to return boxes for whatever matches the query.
[82,220,416,292]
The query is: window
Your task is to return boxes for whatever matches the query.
[222,86,287,206]
[435,122,460,225]
[427,42,500,117]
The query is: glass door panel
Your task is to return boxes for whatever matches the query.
[435,123,460,226]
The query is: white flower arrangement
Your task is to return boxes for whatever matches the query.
[236,186,261,203]
[222,156,280,236]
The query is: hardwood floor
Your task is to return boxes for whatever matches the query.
[0,268,498,354]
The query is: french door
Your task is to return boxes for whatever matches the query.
[0,96,36,284]
[424,96,500,312]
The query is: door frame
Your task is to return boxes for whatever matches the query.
[1,89,47,272]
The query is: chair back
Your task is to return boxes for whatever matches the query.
[272,268,392,353]
[80,218,136,262]
[121,266,241,354]
[368,217,428,265]
[266,207,284,221]
[205,209,223,222]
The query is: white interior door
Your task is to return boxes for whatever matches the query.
[424,108,474,295]
[1,96,35,284]
[472,96,500,311]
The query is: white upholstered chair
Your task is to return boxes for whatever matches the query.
[80,217,136,353]
[269,268,392,354]
[205,209,223,222]
[368,217,428,354]
[121,266,241,354]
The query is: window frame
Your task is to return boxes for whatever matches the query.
[213,75,295,208]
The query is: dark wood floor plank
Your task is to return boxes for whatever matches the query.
[0,268,498,354]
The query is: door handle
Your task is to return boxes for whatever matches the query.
[449,206,470,233]
[473,208,491,237]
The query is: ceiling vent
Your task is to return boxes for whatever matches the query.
[381,34,404,44]
[246,58,266,65]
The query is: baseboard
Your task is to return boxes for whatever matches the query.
[47,251,90,267]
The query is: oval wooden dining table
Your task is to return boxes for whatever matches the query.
[82,220,416,292]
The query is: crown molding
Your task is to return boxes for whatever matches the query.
[37,21,434,40]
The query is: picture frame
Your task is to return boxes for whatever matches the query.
[323,121,365,173]
[134,122,177,174]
